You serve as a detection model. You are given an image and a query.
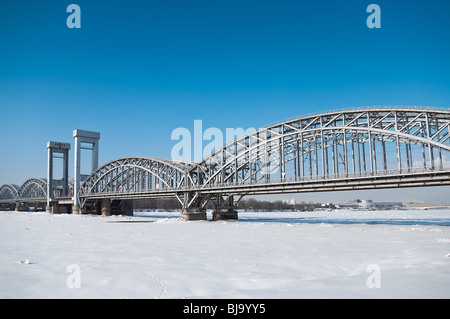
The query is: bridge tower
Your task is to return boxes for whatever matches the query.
[46,141,71,213]
[72,129,100,214]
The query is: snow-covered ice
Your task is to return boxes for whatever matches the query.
[0,209,449,298]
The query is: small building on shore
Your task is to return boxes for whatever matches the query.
[339,199,403,210]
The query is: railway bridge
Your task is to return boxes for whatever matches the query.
[1,107,450,220]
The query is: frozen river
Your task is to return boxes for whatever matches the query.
[1,209,449,298]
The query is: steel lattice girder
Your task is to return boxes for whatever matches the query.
[77,107,450,204]
[0,184,19,200]
[195,107,450,188]
[79,156,194,196]
[17,178,47,199]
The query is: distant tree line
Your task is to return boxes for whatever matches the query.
[133,197,320,212]
[237,198,319,211]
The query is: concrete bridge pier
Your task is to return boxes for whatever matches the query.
[72,205,81,214]
[180,193,208,221]
[98,199,133,216]
[211,194,239,221]
[112,199,133,216]
[46,203,71,214]
[100,199,111,216]
[212,210,238,221]
[181,209,207,221]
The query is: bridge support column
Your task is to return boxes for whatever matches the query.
[46,203,71,214]
[180,192,208,221]
[181,209,207,221]
[46,202,55,214]
[211,194,239,221]
[120,200,134,216]
[110,200,133,216]
[73,130,100,215]
[97,199,132,216]
[100,199,111,216]
[212,210,238,221]
[46,141,71,209]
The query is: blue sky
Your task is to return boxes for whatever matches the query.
[1,0,450,203]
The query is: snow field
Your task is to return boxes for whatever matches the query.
[0,210,449,298]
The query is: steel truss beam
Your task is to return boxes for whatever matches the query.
[78,156,195,208]
[196,108,450,192]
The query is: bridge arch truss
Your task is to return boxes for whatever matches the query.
[194,108,450,192]
[0,184,20,201]
[17,178,48,200]
[78,156,195,206]
[0,178,49,205]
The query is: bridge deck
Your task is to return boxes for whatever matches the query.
[78,168,450,201]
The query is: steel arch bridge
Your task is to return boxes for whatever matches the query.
[77,107,450,216]
[0,178,48,201]
[0,184,19,201]
[0,178,74,208]
[0,178,48,210]
[1,107,450,218]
